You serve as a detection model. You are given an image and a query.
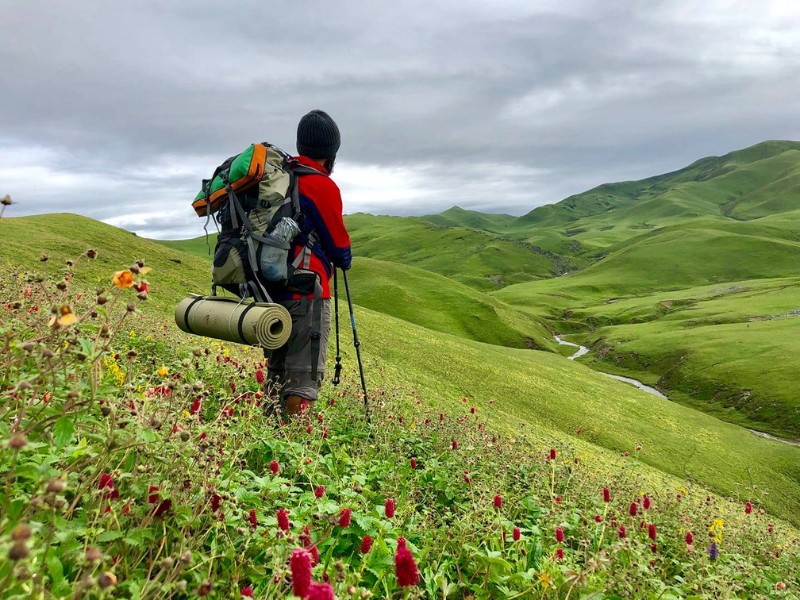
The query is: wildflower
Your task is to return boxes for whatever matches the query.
[360,535,373,553]
[306,425,312,435]
[113,270,134,289]
[651,543,658,553]
[549,448,556,460]
[708,541,719,561]
[318,412,324,424]
[133,282,149,294]
[395,537,420,587]
[513,527,521,541]
[249,509,258,530]
[494,495,502,509]
[385,498,396,518]
[618,525,627,539]
[636,445,642,451]
[410,458,417,469]
[629,502,638,516]
[643,496,651,510]
[745,502,753,514]
[648,524,657,540]
[594,515,602,523]
[314,485,325,498]
[210,494,221,511]
[556,496,562,504]
[309,545,319,566]
[147,486,172,517]
[556,527,564,542]
[452,440,458,450]
[777,582,786,590]
[290,548,312,598]
[49,304,77,328]
[555,548,564,560]
[306,582,335,600]
[190,397,201,414]
[241,587,254,598]
[277,509,290,531]
[270,461,279,475]
[685,531,693,545]
[603,487,610,503]
[769,523,774,534]
[339,507,351,528]
[157,366,169,377]
[255,369,265,384]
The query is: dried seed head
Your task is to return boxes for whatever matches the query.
[42,348,54,358]
[16,566,30,581]
[8,542,29,561]
[46,478,66,494]
[126,303,136,313]
[101,406,112,417]
[22,342,35,352]
[360,590,372,599]
[12,301,22,310]
[137,292,148,301]
[97,295,108,305]
[10,434,28,450]
[98,572,117,589]
[17,381,31,391]
[86,249,97,259]
[198,580,213,596]
[56,280,68,291]
[40,254,49,262]
[348,586,357,595]
[67,389,80,399]
[176,580,187,592]
[180,551,192,564]
[180,431,190,442]
[129,264,140,274]
[161,557,174,570]
[85,547,102,563]
[11,524,32,541]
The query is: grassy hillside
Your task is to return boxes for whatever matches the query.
[346,257,556,351]
[3,214,800,528]
[420,206,516,232]
[511,140,800,254]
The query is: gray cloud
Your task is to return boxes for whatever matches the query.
[1,0,799,238]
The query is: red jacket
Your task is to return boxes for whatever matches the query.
[273,156,352,300]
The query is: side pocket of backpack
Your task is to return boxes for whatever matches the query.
[211,236,249,285]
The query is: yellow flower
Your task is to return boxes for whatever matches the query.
[157,366,169,377]
[113,270,134,289]
[679,488,688,495]
[49,305,77,328]
[538,572,553,589]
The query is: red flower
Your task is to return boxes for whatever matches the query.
[556,527,564,542]
[306,582,335,600]
[240,587,253,598]
[549,448,556,461]
[314,485,325,498]
[147,486,171,517]
[360,535,373,554]
[594,515,602,523]
[255,369,265,384]
[629,502,638,516]
[494,495,502,509]
[339,507,351,528]
[648,524,657,540]
[270,460,279,475]
[651,543,658,553]
[451,440,458,450]
[410,458,417,469]
[439,413,444,422]
[133,282,149,294]
[618,525,627,539]
[249,509,258,530]
[147,486,160,504]
[277,509,290,531]
[395,537,419,587]
[318,413,324,424]
[685,531,694,545]
[309,545,319,566]
[306,425,312,435]
[290,548,312,598]
[556,496,562,504]
[513,527,521,541]
[190,397,201,414]
[210,494,221,511]
[385,498,396,518]
[98,474,119,500]
[643,496,652,510]
[603,487,611,503]
[745,502,753,514]
[556,547,564,560]
[470,407,475,414]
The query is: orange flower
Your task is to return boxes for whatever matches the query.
[113,270,134,289]
[48,305,77,328]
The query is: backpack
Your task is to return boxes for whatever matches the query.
[192,143,325,301]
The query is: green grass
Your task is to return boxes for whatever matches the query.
[420,205,517,232]
[346,257,556,351]
[3,214,800,528]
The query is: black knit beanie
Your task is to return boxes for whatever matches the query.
[296,110,341,162]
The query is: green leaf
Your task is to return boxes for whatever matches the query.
[53,417,75,448]
[98,530,123,542]
[47,556,69,596]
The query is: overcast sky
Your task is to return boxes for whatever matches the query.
[1,0,799,239]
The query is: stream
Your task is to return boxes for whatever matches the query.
[553,335,800,447]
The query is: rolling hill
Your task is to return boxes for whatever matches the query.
[2,213,800,526]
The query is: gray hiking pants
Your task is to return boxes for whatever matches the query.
[266,298,331,401]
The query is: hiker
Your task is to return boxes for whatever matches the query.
[265,110,352,417]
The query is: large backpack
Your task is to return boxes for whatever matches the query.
[192,143,325,301]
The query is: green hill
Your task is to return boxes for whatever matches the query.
[2,213,800,527]
[420,205,516,231]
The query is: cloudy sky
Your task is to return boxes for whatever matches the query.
[2,0,799,239]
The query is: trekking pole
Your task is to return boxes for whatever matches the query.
[332,268,343,387]
[342,269,370,422]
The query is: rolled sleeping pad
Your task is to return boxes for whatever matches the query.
[175,295,291,350]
